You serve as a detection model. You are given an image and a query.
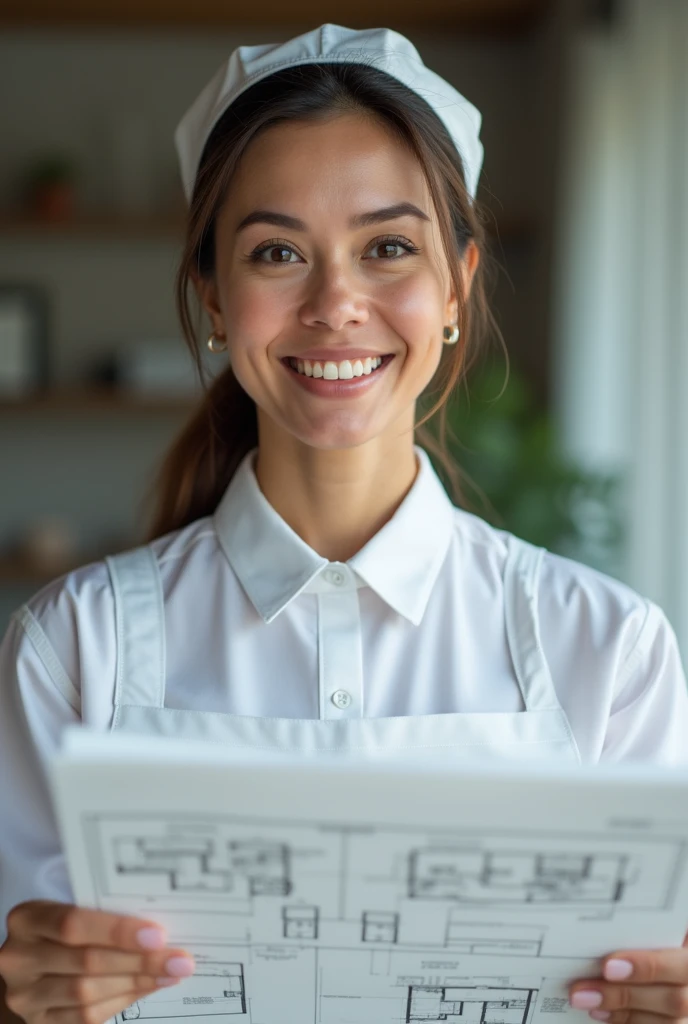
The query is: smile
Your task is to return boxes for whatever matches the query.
[287,356,385,380]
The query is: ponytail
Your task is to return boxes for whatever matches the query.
[144,369,257,541]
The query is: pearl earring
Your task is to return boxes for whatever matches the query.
[207,332,227,353]
[443,324,460,345]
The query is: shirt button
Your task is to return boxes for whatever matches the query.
[331,689,352,709]
[325,568,345,586]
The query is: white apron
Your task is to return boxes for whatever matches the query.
[105,534,581,764]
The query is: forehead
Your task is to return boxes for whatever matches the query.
[220,111,435,225]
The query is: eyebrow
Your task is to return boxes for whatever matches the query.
[235,201,431,234]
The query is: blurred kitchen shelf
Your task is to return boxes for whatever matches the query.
[0,0,549,32]
[0,211,537,245]
[0,212,185,240]
[0,388,197,414]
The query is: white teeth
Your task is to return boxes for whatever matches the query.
[291,356,386,379]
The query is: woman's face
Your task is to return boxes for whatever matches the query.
[198,111,478,452]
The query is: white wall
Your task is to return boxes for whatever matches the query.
[552,0,688,656]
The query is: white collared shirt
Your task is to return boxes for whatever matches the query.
[1,446,688,935]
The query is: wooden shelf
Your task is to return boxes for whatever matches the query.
[0,212,185,240]
[0,0,548,33]
[0,388,198,414]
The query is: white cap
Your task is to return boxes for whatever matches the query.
[174,23,484,206]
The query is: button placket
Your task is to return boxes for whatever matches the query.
[317,566,363,720]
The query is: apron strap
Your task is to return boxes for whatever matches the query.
[503,535,560,712]
[105,545,166,709]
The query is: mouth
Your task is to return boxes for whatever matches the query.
[284,355,393,380]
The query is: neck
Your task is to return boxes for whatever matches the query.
[254,421,419,562]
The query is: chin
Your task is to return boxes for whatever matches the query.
[292,419,384,452]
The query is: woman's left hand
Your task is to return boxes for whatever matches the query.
[569,939,688,1024]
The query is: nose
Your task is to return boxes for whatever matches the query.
[298,262,370,332]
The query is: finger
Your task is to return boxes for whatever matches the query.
[601,951,688,987]
[29,973,182,1011]
[7,938,195,979]
[590,1011,688,1024]
[45,981,178,1024]
[570,982,688,1019]
[9,901,169,952]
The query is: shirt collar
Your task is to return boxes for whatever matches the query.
[213,446,455,626]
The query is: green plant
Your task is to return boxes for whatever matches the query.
[420,360,625,576]
[24,153,77,188]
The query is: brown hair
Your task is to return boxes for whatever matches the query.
[144,61,504,541]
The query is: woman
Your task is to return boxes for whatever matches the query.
[1,22,687,1024]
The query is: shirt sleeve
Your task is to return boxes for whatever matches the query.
[601,599,688,763]
[0,608,78,944]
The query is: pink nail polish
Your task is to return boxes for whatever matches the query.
[165,957,195,978]
[136,927,166,950]
[604,959,633,981]
[571,991,604,1010]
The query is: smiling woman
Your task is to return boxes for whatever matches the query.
[149,54,495,548]
[2,23,688,1024]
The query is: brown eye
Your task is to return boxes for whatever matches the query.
[374,243,402,258]
[249,240,301,263]
[365,236,422,260]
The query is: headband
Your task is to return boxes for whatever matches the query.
[173,22,484,206]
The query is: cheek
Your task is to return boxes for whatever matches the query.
[223,280,289,364]
[383,275,444,350]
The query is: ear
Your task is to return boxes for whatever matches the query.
[191,270,225,335]
[446,241,480,323]
[460,240,480,303]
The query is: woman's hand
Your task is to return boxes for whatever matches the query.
[569,941,688,1024]
[0,900,195,1024]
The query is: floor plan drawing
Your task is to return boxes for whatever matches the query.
[444,920,544,956]
[362,911,399,943]
[90,814,683,921]
[409,851,627,904]
[52,735,688,1024]
[115,836,291,897]
[406,985,537,1024]
[119,960,246,1020]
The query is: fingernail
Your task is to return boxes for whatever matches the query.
[604,959,633,981]
[156,978,180,987]
[571,991,604,1010]
[137,927,166,950]
[165,957,195,978]
[590,1012,611,1021]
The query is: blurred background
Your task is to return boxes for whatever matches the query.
[0,0,686,658]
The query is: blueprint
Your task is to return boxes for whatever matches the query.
[50,731,688,1024]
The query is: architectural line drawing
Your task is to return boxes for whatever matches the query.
[362,910,400,943]
[118,962,246,1020]
[444,916,545,956]
[406,985,537,1024]
[53,741,688,1024]
[113,835,291,897]
[283,904,319,939]
[409,851,628,904]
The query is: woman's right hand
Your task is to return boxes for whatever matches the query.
[0,900,196,1024]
